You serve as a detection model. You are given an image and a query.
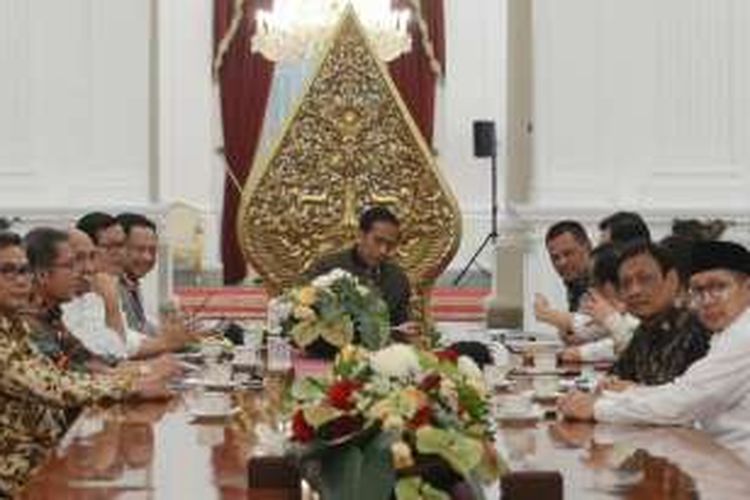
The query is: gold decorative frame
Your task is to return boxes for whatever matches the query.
[237,8,461,306]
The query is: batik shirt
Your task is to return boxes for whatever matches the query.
[0,314,131,496]
[26,305,99,373]
[610,307,710,386]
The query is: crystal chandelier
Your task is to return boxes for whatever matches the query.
[252,0,412,62]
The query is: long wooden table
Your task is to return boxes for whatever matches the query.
[21,366,750,499]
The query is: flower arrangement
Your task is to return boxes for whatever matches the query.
[268,268,391,354]
[288,343,504,500]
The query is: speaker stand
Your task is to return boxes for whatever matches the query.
[453,154,499,286]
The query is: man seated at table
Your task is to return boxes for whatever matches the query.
[24,228,181,376]
[77,211,127,277]
[116,213,160,336]
[560,240,750,464]
[605,240,709,386]
[76,212,130,333]
[0,231,172,497]
[555,243,640,363]
[62,229,193,361]
[535,220,592,316]
[303,206,418,341]
[24,227,107,372]
[598,211,651,245]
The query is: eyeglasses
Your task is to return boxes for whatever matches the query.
[98,242,125,250]
[619,272,660,293]
[52,260,75,271]
[0,263,31,278]
[688,282,734,307]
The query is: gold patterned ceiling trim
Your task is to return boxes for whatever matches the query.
[238,6,461,296]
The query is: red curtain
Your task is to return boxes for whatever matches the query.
[215,0,275,284]
[389,0,445,145]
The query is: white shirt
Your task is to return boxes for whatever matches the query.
[595,307,750,464]
[573,312,639,362]
[62,292,145,360]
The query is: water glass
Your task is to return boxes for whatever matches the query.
[243,325,264,348]
[267,335,292,372]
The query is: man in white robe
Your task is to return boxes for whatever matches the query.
[559,240,750,464]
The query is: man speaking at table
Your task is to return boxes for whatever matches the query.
[303,206,419,341]
[560,240,750,464]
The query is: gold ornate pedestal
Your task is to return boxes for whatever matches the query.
[237,9,461,314]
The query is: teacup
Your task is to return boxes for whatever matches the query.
[498,393,533,416]
[533,375,559,398]
[193,393,231,414]
[234,346,259,366]
[484,364,510,387]
[205,363,232,384]
[534,350,558,371]
[201,342,223,362]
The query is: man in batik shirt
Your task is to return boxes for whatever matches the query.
[0,232,170,496]
[115,213,159,336]
[24,227,111,373]
[610,240,710,385]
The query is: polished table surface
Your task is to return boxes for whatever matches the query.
[21,366,750,499]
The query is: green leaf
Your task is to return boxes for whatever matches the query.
[303,405,341,428]
[319,444,363,500]
[415,427,483,477]
[394,477,450,500]
[291,377,327,402]
[321,317,354,347]
[359,431,398,500]
[291,321,320,347]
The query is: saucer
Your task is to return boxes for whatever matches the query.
[183,377,240,391]
[533,391,564,403]
[510,367,580,377]
[189,406,240,420]
[490,379,513,390]
[495,404,543,423]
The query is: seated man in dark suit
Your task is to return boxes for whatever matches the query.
[303,206,418,341]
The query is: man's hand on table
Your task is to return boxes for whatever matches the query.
[597,376,637,393]
[392,321,421,344]
[558,390,596,421]
[133,376,173,400]
[560,346,582,364]
[548,421,595,448]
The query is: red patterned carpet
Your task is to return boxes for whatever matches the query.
[175,286,489,322]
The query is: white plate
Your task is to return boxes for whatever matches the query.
[533,391,564,401]
[495,405,544,422]
[183,378,240,390]
[490,379,513,390]
[189,407,240,419]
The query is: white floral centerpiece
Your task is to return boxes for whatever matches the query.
[268,268,391,355]
[288,343,504,499]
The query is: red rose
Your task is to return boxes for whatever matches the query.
[409,405,433,429]
[326,414,363,440]
[326,379,362,411]
[435,349,459,364]
[292,409,315,443]
[419,373,441,392]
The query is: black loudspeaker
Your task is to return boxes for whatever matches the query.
[473,120,496,158]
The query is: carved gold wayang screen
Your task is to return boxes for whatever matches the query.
[237,9,461,309]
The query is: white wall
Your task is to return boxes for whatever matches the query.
[530,0,750,208]
[433,0,507,273]
[157,0,223,270]
[0,0,151,205]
